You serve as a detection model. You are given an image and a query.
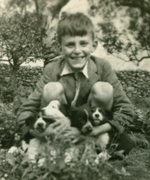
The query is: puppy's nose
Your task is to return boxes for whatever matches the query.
[95,114,99,118]
[37,122,43,127]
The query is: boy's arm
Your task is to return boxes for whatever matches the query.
[100,60,135,133]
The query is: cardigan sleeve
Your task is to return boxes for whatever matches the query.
[101,60,135,133]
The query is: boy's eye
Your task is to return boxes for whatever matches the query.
[80,41,88,46]
[66,43,74,48]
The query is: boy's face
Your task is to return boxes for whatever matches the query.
[60,34,96,72]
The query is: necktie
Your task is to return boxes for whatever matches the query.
[71,72,81,107]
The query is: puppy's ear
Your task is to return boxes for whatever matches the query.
[70,108,78,117]
[105,110,113,120]
[59,104,70,116]
[25,114,36,128]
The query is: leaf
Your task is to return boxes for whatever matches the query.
[6,153,15,166]
[21,168,30,179]
[28,172,36,180]
[121,167,130,176]
[42,172,50,179]
[11,164,19,173]
[57,158,66,170]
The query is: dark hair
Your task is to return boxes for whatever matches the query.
[57,12,95,43]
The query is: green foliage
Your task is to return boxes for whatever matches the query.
[0,103,19,148]
[89,0,150,65]
[1,88,15,103]
[0,92,150,179]
[1,139,150,180]
[0,11,43,67]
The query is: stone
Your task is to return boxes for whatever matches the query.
[126,87,135,92]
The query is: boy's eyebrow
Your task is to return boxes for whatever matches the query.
[65,42,75,45]
[80,40,89,43]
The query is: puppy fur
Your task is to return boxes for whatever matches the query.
[90,106,111,150]
[27,100,70,165]
[27,100,73,166]
[91,106,135,155]
[71,104,135,156]
[70,103,93,134]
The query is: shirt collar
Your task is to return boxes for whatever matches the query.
[61,61,89,78]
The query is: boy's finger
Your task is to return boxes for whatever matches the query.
[49,122,61,128]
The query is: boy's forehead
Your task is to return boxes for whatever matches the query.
[61,34,93,43]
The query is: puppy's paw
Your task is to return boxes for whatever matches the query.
[38,158,46,167]
[95,151,111,164]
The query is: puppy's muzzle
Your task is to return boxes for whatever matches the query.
[94,113,100,118]
[36,122,45,128]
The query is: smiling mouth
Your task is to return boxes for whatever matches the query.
[71,56,84,60]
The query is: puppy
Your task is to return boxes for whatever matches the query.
[91,107,111,150]
[70,103,93,134]
[91,106,135,157]
[71,105,135,162]
[27,118,54,165]
[42,100,70,125]
[70,104,110,163]
[27,100,70,166]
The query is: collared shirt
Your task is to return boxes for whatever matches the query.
[61,61,89,78]
[61,61,89,107]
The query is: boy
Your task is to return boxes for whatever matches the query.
[17,13,134,142]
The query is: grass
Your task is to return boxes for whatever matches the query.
[0,102,150,180]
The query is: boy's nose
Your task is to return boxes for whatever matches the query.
[74,44,81,54]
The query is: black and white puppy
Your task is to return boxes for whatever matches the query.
[27,100,71,166]
[70,104,110,149]
[91,106,112,150]
[91,106,135,156]
[70,104,111,162]
[71,105,135,160]
[70,103,93,135]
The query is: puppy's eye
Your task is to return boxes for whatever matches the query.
[91,109,95,113]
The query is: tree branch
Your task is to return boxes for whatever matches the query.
[138,55,150,62]
[18,45,36,66]
[33,0,40,22]
[115,0,150,15]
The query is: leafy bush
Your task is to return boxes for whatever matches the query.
[0,99,150,180]
[1,137,150,180]
[0,103,19,148]
[1,88,15,103]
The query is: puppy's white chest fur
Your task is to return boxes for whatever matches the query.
[97,133,110,149]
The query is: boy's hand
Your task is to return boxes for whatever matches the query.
[63,127,85,144]
[48,117,71,134]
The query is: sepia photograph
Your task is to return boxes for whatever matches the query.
[0,0,150,179]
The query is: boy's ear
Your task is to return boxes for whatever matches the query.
[59,45,62,53]
[92,39,98,52]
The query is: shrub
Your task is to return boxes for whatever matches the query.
[1,88,15,103]
[0,103,19,148]
[2,137,150,180]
